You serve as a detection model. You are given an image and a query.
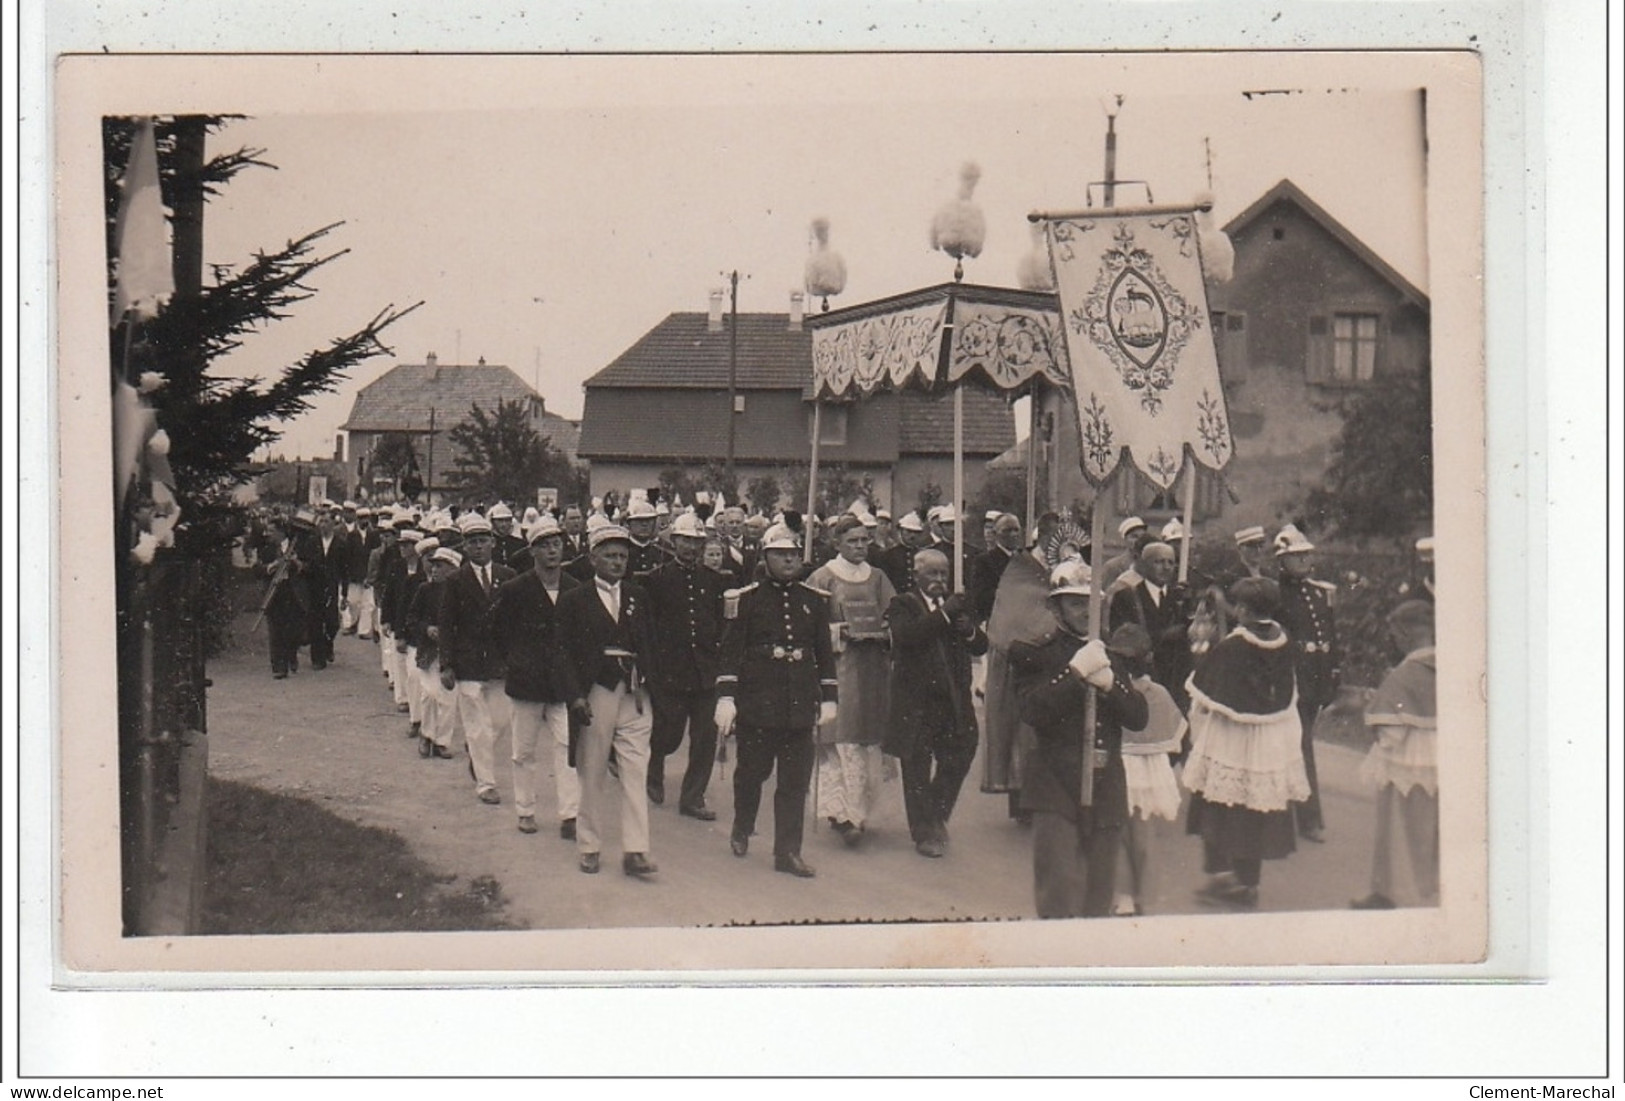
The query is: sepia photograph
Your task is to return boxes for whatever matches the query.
[53,49,1488,977]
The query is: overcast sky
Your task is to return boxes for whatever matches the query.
[191,54,1430,460]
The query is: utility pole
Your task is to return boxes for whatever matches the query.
[425,406,437,506]
[724,269,740,483]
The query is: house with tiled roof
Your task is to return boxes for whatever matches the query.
[338,354,581,503]
[1028,177,1431,545]
[577,294,1016,513]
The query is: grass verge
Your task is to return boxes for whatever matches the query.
[203,777,515,934]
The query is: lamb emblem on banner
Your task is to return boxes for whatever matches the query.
[1071,221,1205,415]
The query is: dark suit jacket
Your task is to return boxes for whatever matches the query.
[439,561,517,682]
[552,577,659,704]
[882,590,988,757]
[643,559,727,693]
[715,579,837,730]
[1108,580,1193,710]
[299,531,349,612]
[488,570,580,702]
[968,545,1014,623]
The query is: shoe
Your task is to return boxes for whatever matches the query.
[432,745,454,759]
[578,852,600,874]
[418,736,432,758]
[1197,881,1259,909]
[273,672,288,680]
[1300,827,1326,843]
[622,852,658,877]
[409,721,421,738]
[679,803,717,821]
[312,660,327,671]
[646,777,665,806]
[1350,892,1396,910]
[468,758,477,782]
[478,788,501,806]
[1194,872,1239,901]
[397,702,410,713]
[517,816,538,834]
[729,833,749,857]
[915,838,945,858]
[559,817,577,840]
[1112,893,1138,917]
[775,854,816,878]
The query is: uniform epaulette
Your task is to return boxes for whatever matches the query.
[798,580,831,598]
[722,582,757,619]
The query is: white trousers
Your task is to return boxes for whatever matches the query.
[417,661,460,748]
[456,679,506,794]
[380,626,395,678]
[341,582,366,632]
[576,683,652,856]
[349,583,376,638]
[509,698,577,820]
[404,647,424,723]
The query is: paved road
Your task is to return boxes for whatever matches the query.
[207,615,1414,932]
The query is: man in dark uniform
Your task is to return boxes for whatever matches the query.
[1016,559,1150,918]
[874,510,931,595]
[554,523,661,876]
[643,512,727,819]
[1107,540,1193,713]
[882,547,989,858]
[1274,523,1339,843]
[713,522,838,877]
[623,498,670,578]
[489,514,582,836]
[488,502,526,567]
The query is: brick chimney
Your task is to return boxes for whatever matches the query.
[425,351,438,367]
[788,290,806,331]
[708,289,725,333]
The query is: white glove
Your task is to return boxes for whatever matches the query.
[818,701,838,727]
[1067,639,1111,681]
[714,696,738,738]
[1084,665,1116,692]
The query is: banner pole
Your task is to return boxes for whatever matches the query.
[1179,452,1196,584]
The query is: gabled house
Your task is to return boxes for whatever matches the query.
[577,294,1016,512]
[1033,177,1430,537]
[338,354,581,503]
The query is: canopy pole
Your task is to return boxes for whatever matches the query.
[1025,383,1040,537]
[953,385,965,593]
[1179,453,1196,584]
[806,400,822,565]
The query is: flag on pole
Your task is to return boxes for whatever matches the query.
[1040,208,1233,488]
[110,117,174,326]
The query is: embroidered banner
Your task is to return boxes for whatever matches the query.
[1042,210,1233,488]
[945,298,1070,390]
[811,299,947,397]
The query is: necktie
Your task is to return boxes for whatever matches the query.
[480,566,490,594]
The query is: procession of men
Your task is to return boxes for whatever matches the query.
[245,492,1436,916]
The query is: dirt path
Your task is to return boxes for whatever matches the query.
[206,610,1394,934]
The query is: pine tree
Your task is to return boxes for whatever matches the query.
[105,115,419,548]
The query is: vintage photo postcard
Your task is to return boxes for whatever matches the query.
[51,49,1487,979]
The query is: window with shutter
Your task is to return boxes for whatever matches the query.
[1306,314,1331,382]
[1225,311,1248,383]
